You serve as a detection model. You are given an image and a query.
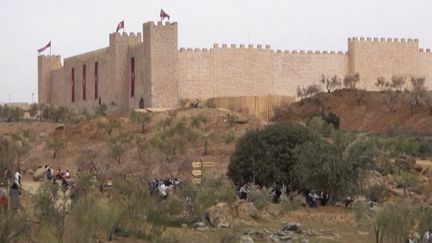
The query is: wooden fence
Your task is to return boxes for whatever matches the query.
[208,95,295,121]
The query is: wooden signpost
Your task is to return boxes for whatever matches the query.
[191,161,215,184]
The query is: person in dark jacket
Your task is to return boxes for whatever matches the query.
[9,183,23,212]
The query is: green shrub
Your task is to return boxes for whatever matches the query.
[322,112,340,129]
[280,193,303,214]
[225,129,235,144]
[364,184,390,203]
[179,176,236,219]
[228,122,319,187]
[248,187,270,210]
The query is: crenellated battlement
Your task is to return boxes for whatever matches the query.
[179,44,347,56]
[38,54,61,59]
[142,21,177,28]
[419,48,432,53]
[179,43,274,52]
[109,32,142,43]
[348,37,419,43]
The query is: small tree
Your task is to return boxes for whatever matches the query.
[375,77,387,93]
[129,110,152,134]
[320,74,333,93]
[354,88,367,105]
[97,118,121,137]
[45,136,67,159]
[11,129,36,166]
[150,118,198,163]
[396,171,419,196]
[294,141,354,203]
[331,75,342,91]
[343,73,360,89]
[391,75,406,92]
[410,76,427,106]
[425,92,432,115]
[0,105,24,122]
[0,211,31,242]
[354,200,416,243]
[109,135,130,164]
[384,89,399,112]
[33,182,70,243]
[297,84,321,100]
[29,103,39,118]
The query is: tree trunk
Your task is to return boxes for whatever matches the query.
[203,137,208,155]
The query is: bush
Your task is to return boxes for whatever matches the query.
[364,184,390,203]
[280,193,303,214]
[0,105,24,122]
[322,112,340,129]
[224,129,235,144]
[129,110,152,134]
[45,136,67,159]
[248,187,270,210]
[307,116,335,137]
[179,176,236,219]
[0,211,31,242]
[228,122,319,188]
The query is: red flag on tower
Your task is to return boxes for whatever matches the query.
[116,20,124,32]
[160,9,170,21]
[37,41,51,54]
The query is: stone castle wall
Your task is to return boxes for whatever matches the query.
[178,46,348,100]
[38,21,432,114]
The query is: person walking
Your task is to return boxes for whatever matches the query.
[0,182,8,212]
[9,183,24,212]
[14,169,22,188]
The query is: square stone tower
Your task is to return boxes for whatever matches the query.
[38,55,61,104]
[142,21,178,108]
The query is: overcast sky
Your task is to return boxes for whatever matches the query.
[1,0,432,103]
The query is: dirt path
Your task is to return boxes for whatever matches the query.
[416,159,432,167]
[21,178,41,195]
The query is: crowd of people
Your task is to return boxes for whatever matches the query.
[0,168,24,212]
[45,165,72,191]
[236,184,334,208]
[149,177,182,199]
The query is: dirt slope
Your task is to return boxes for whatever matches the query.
[273,89,432,134]
[1,108,264,179]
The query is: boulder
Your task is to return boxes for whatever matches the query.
[233,201,258,219]
[193,222,209,231]
[32,167,46,181]
[234,114,248,124]
[205,202,233,228]
[240,235,255,243]
[282,222,302,233]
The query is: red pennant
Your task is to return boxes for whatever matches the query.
[37,41,51,54]
[116,20,124,32]
[160,9,170,21]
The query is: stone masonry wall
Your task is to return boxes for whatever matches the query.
[39,21,432,114]
[348,37,421,90]
[178,46,348,100]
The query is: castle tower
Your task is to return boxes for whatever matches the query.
[38,55,61,104]
[108,32,142,113]
[142,21,178,108]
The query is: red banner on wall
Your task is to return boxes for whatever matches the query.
[131,57,135,98]
[83,65,86,101]
[71,68,75,103]
[95,62,98,99]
